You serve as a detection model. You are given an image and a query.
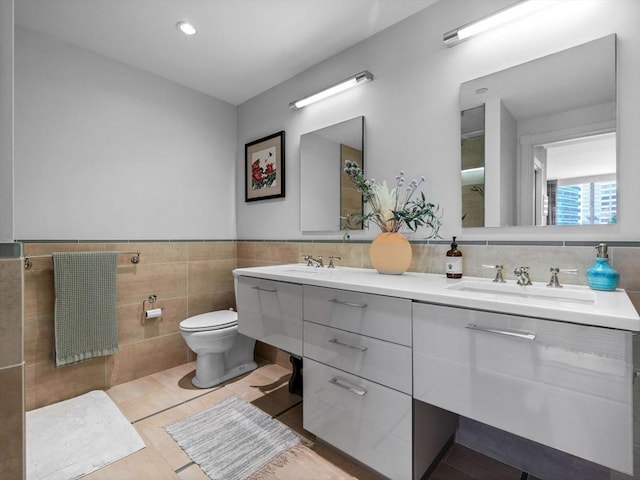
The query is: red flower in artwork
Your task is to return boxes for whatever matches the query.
[251,158,277,190]
[252,160,263,184]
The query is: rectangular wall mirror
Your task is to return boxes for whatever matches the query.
[460,34,617,228]
[300,116,364,232]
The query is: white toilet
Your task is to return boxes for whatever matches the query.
[179,310,257,388]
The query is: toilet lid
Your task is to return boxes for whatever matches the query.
[179,310,238,332]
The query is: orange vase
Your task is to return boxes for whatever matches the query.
[369,232,412,274]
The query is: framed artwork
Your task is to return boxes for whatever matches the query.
[245,131,285,202]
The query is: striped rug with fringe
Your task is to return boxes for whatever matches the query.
[166,396,302,480]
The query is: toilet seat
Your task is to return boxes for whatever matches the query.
[179,311,238,332]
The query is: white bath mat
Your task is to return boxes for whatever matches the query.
[166,396,302,480]
[26,390,145,480]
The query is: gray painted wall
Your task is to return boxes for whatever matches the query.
[14,27,237,240]
[236,0,640,242]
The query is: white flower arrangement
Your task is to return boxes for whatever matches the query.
[343,160,442,237]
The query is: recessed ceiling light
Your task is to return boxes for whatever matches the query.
[176,22,197,36]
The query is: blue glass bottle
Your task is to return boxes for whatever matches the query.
[586,243,619,291]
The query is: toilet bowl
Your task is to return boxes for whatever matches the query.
[179,310,257,388]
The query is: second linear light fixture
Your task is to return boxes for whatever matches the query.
[443,0,546,47]
[289,71,373,110]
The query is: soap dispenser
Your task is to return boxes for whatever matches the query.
[446,237,463,279]
[586,243,619,291]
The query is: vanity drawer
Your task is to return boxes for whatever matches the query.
[303,358,412,480]
[304,321,412,394]
[235,276,303,356]
[412,302,633,474]
[303,285,411,346]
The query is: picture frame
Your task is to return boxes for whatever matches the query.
[245,131,285,202]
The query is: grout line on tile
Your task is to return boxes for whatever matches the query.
[273,399,303,419]
[128,365,275,423]
[131,385,225,424]
[174,461,196,474]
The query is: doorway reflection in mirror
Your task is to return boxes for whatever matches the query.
[300,116,364,232]
[461,105,485,228]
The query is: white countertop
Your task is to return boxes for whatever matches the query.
[233,264,640,331]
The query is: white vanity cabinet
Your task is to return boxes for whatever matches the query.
[234,264,640,477]
[234,276,303,356]
[413,302,634,474]
[303,286,457,480]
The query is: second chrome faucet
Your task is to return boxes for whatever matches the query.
[482,264,505,283]
[514,266,532,286]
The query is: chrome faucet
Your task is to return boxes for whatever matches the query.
[482,264,505,283]
[547,267,578,288]
[302,254,323,267]
[514,266,532,286]
[328,256,341,268]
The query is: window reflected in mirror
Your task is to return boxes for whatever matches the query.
[539,132,616,226]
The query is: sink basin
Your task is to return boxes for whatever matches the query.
[446,280,595,305]
[279,265,333,275]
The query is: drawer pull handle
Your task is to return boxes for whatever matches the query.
[251,286,277,293]
[466,324,536,341]
[329,298,367,308]
[328,338,368,352]
[329,377,367,396]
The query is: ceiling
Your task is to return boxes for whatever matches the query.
[15,0,438,105]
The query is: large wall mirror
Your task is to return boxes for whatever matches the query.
[460,34,616,228]
[300,116,364,232]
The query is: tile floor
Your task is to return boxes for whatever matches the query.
[81,360,537,480]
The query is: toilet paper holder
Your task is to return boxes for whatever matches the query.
[142,294,163,324]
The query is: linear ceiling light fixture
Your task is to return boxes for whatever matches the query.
[289,71,373,110]
[443,0,545,47]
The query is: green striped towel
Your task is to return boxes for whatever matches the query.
[53,251,119,366]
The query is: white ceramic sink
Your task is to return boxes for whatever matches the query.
[446,280,596,305]
[281,265,323,272]
[279,265,338,276]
